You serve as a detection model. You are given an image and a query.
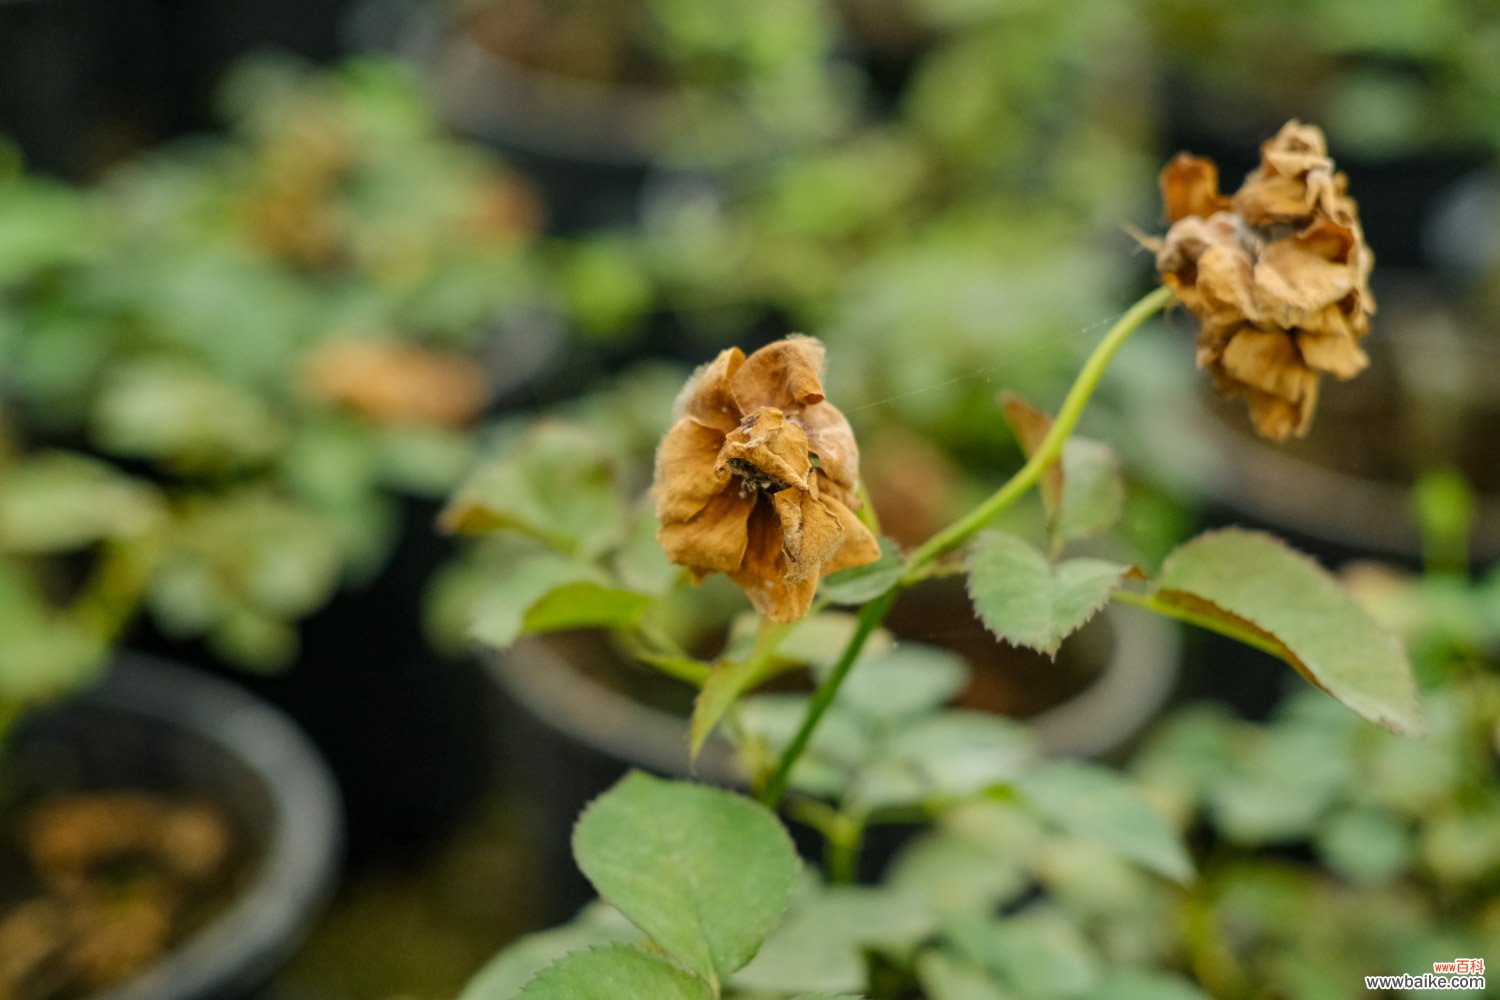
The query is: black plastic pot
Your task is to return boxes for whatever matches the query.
[132,497,503,867]
[488,604,1180,920]
[1,0,356,177]
[349,0,848,234]
[7,655,343,1000]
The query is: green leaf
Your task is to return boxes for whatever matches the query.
[1154,528,1424,735]
[735,886,934,996]
[374,424,477,496]
[0,452,163,553]
[873,712,1033,805]
[690,654,796,762]
[91,359,286,471]
[1314,807,1414,885]
[458,904,638,1000]
[820,538,904,604]
[1014,761,1193,885]
[0,562,107,701]
[516,945,713,1000]
[614,503,681,595]
[572,773,799,988]
[818,643,969,723]
[522,582,652,635]
[468,556,607,649]
[442,422,625,559]
[967,531,1129,656]
[917,951,1008,1000]
[1081,969,1213,1000]
[947,907,1099,998]
[1055,438,1125,543]
[886,832,1030,918]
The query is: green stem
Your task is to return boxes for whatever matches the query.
[1111,589,1286,660]
[68,540,150,644]
[759,588,897,808]
[825,810,866,884]
[901,284,1174,581]
[759,285,1174,810]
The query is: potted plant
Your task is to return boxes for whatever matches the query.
[0,56,551,859]
[443,122,1428,997]
[0,423,343,1000]
[1123,477,1499,996]
[360,0,865,231]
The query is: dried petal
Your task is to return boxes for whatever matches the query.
[652,336,880,621]
[1151,120,1375,440]
[1160,154,1229,223]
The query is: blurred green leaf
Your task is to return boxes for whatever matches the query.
[0,179,103,278]
[92,358,286,471]
[515,945,713,1000]
[967,531,1129,656]
[522,582,652,634]
[870,712,1032,807]
[735,693,869,798]
[821,643,970,723]
[1315,807,1414,885]
[1154,529,1424,735]
[887,831,1031,918]
[917,951,1008,1000]
[820,538,904,605]
[1055,437,1125,544]
[1081,969,1213,1000]
[468,555,607,649]
[443,422,626,559]
[1015,760,1193,884]
[614,503,682,595]
[0,561,107,702]
[375,425,478,496]
[572,773,799,986]
[735,884,935,995]
[946,906,1100,998]
[458,904,639,1000]
[0,452,162,553]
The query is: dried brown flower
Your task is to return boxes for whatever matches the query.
[654,336,881,623]
[1151,120,1375,440]
[300,339,489,428]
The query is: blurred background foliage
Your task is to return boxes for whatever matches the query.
[2,0,1500,997]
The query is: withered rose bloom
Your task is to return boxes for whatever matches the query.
[1151,120,1375,441]
[654,336,881,623]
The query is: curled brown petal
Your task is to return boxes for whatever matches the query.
[652,335,880,620]
[1150,120,1374,440]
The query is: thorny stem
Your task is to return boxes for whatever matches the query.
[759,588,897,807]
[901,284,1175,580]
[760,285,1174,810]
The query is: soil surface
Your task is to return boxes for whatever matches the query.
[0,792,246,1000]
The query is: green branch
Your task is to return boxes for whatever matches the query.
[757,285,1174,811]
[902,284,1174,580]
